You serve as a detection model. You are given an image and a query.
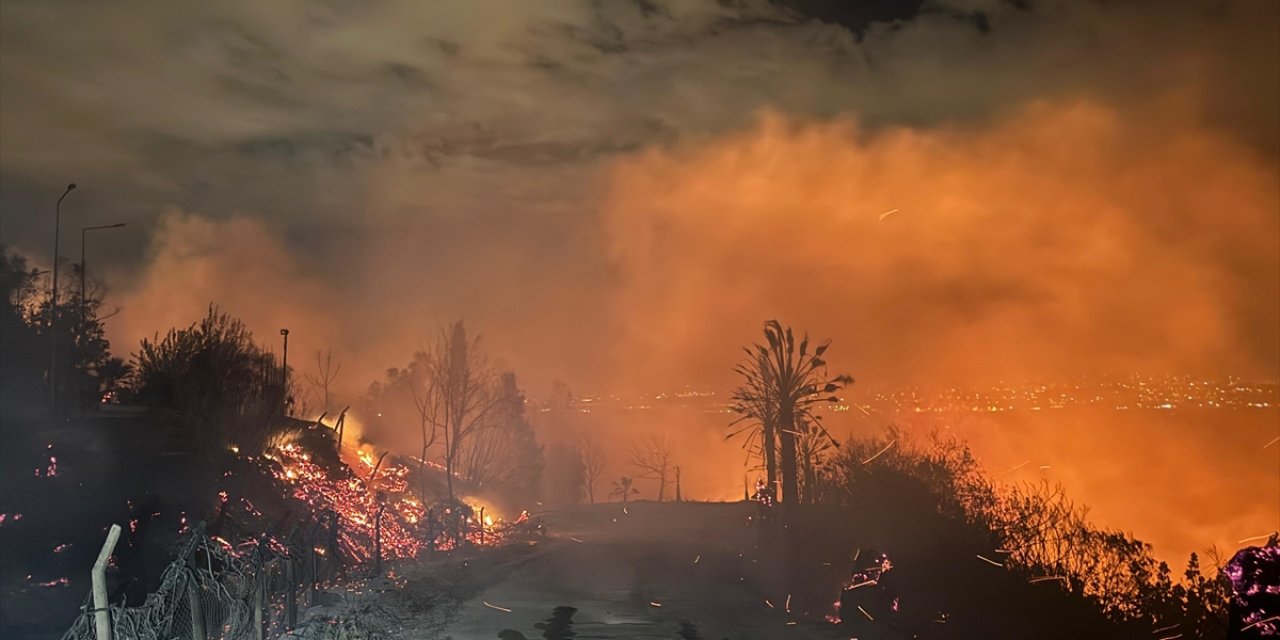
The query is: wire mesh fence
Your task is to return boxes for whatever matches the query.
[59,522,342,640]
[57,493,519,640]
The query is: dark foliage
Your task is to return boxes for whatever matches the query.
[817,427,1232,638]
[1,246,128,419]
[541,444,586,506]
[129,305,289,455]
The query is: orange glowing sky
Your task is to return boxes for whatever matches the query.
[1,0,1276,562]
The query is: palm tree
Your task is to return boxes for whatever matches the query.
[729,350,780,493]
[730,320,851,506]
[610,477,639,503]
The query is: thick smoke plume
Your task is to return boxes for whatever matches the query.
[602,98,1280,392]
[111,98,1279,399]
[103,97,1279,563]
[34,0,1272,562]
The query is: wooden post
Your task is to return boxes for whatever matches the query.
[92,524,122,640]
[373,503,385,573]
[253,563,264,640]
[335,406,349,450]
[309,546,317,607]
[284,557,297,630]
[426,507,435,554]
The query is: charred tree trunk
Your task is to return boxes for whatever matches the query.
[802,451,816,505]
[373,502,385,572]
[779,404,798,506]
[445,421,456,504]
[763,421,778,497]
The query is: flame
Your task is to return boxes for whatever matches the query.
[259,441,514,561]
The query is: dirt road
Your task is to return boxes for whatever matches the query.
[399,502,869,640]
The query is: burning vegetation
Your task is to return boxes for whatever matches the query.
[254,438,524,562]
[1,253,1275,639]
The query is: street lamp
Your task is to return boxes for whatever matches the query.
[50,182,76,413]
[80,223,126,313]
[280,329,290,415]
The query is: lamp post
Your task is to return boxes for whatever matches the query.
[50,182,76,413]
[80,223,126,313]
[280,329,290,414]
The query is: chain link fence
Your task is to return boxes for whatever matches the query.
[59,521,343,640]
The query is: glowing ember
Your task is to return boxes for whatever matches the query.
[259,442,512,562]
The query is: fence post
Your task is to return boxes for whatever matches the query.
[426,508,434,555]
[285,556,297,630]
[187,575,205,640]
[373,503,385,574]
[254,561,265,640]
[309,546,318,607]
[92,524,122,640]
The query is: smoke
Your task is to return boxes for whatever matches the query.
[601,98,1280,392]
[51,0,1275,562]
[110,210,344,385]
[97,94,1280,399]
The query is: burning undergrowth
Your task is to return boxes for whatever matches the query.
[209,421,530,570]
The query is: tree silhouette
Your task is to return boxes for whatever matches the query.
[579,434,608,504]
[728,350,780,495]
[302,348,342,414]
[131,305,284,454]
[630,435,676,501]
[1,249,47,418]
[2,247,127,417]
[543,444,587,506]
[458,372,543,503]
[823,428,1233,636]
[416,322,503,504]
[731,320,851,506]
[609,477,639,503]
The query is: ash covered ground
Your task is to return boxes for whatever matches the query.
[289,502,1121,640]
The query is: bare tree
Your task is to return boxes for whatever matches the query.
[419,322,503,503]
[408,352,440,500]
[579,434,608,503]
[457,372,542,502]
[630,435,676,502]
[302,348,342,414]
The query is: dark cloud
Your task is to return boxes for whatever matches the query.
[0,0,1274,564]
[0,0,1274,396]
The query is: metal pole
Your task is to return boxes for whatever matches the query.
[92,524,122,640]
[284,557,296,630]
[80,229,85,315]
[50,182,75,413]
[280,329,290,414]
[253,565,265,640]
